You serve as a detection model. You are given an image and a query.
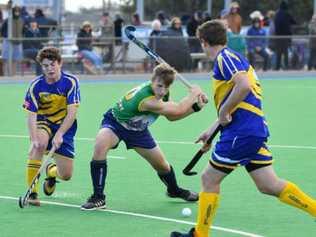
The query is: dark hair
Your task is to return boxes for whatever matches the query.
[36,47,62,63]
[152,63,176,86]
[197,20,227,46]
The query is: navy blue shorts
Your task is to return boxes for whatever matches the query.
[211,136,273,171]
[101,110,156,150]
[37,120,76,159]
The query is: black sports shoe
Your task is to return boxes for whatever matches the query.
[167,188,199,202]
[81,194,106,210]
[170,228,195,237]
[43,163,57,196]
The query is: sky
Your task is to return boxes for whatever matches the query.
[0,0,119,13]
[65,0,117,12]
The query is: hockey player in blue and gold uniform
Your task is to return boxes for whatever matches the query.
[171,20,316,237]
[23,47,80,206]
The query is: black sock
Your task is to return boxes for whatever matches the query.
[158,166,180,194]
[90,160,107,198]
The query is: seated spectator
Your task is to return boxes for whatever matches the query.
[246,11,270,71]
[23,19,43,75]
[76,21,103,74]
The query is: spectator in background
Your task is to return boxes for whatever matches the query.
[160,17,192,72]
[114,14,124,45]
[1,5,24,76]
[76,21,103,74]
[34,8,57,42]
[23,18,43,75]
[21,6,31,25]
[308,15,316,70]
[186,11,203,53]
[156,10,169,26]
[274,0,296,70]
[131,12,142,26]
[99,12,114,63]
[221,9,246,56]
[149,19,162,51]
[202,11,212,22]
[246,11,270,71]
[227,1,242,34]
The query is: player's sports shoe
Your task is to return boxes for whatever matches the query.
[28,192,40,206]
[170,228,195,237]
[81,194,106,210]
[43,163,57,196]
[167,188,199,202]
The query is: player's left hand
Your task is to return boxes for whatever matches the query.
[196,94,207,109]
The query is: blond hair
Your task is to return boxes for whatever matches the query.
[152,63,176,86]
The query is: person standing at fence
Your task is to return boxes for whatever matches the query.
[170,19,316,237]
[99,12,114,63]
[1,5,24,76]
[308,15,316,70]
[274,1,296,70]
[23,18,43,75]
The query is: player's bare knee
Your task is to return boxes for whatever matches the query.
[58,172,72,181]
[257,184,279,196]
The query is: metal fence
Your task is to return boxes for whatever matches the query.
[0,34,314,76]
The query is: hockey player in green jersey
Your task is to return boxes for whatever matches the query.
[81,63,208,210]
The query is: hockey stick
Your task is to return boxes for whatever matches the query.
[183,124,222,176]
[124,25,193,89]
[18,147,56,208]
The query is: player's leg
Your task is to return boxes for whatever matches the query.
[171,162,228,237]
[134,146,198,202]
[248,165,316,217]
[43,153,73,196]
[26,128,50,206]
[81,127,119,210]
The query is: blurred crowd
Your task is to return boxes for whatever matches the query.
[1,0,316,76]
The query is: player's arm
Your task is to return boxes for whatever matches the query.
[218,72,251,126]
[27,111,42,149]
[141,92,205,121]
[52,104,78,148]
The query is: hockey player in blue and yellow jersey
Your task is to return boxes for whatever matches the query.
[23,47,80,206]
[171,20,316,237]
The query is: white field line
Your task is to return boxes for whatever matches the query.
[0,195,264,237]
[1,134,316,150]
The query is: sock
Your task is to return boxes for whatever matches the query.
[278,181,316,217]
[26,159,42,194]
[195,192,220,237]
[47,165,57,178]
[90,160,107,198]
[157,166,180,194]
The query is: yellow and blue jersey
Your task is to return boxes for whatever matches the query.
[23,72,80,124]
[212,47,269,141]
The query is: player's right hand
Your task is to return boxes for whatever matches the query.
[195,130,212,152]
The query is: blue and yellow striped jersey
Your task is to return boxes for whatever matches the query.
[23,72,80,124]
[212,47,269,141]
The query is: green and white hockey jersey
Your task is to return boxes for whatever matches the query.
[112,82,169,131]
